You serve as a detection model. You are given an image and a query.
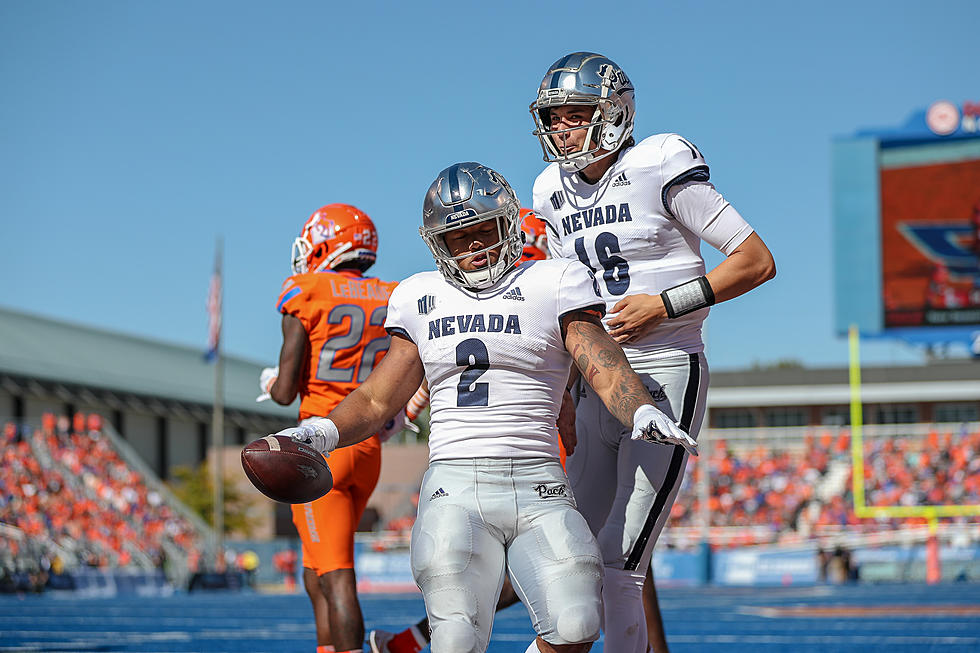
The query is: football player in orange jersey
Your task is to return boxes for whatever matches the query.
[519,208,550,262]
[259,204,403,653]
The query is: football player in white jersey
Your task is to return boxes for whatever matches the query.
[530,52,776,653]
[276,162,697,653]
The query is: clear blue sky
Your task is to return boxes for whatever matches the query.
[2,0,977,371]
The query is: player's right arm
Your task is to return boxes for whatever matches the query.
[280,333,425,454]
[561,310,698,455]
[269,313,309,405]
[562,310,654,427]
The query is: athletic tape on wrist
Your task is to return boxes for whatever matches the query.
[306,417,339,453]
[660,276,715,318]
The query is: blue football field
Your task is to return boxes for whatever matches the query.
[1,583,978,652]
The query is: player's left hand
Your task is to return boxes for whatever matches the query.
[557,388,577,456]
[631,404,698,456]
[607,294,668,343]
[256,366,279,402]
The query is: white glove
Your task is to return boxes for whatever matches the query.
[256,366,279,402]
[631,404,698,456]
[376,408,420,444]
[276,417,340,456]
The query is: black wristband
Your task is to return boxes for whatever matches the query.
[660,276,715,319]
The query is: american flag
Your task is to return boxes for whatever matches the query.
[205,242,222,362]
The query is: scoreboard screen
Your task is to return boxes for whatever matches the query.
[833,99,980,348]
[880,148,980,328]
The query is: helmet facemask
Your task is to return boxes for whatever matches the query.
[290,237,313,274]
[421,210,522,290]
[529,53,635,172]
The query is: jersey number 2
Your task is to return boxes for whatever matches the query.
[456,338,489,407]
[316,305,390,383]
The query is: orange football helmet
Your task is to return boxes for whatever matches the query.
[291,204,379,274]
[520,208,550,261]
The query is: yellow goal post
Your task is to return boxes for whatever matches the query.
[848,325,980,526]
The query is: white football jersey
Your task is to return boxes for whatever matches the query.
[385,259,603,463]
[532,133,754,364]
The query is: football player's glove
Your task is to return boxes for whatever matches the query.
[631,404,698,456]
[277,417,339,456]
[377,408,420,444]
[256,366,278,402]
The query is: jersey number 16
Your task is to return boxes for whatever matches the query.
[574,232,631,295]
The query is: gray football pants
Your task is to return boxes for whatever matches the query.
[565,351,708,652]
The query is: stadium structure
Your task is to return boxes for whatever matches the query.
[1,303,977,592]
[2,97,979,596]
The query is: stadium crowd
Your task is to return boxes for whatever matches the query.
[369,424,980,551]
[0,413,204,591]
[2,410,977,591]
[665,425,980,547]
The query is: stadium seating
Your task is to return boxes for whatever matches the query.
[3,413,976,591]
[0,414,205,590]
[368,424,978,550]
[665,425,980,547]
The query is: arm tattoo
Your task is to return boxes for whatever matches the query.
[575,353,599,387]
[564,315,654,427]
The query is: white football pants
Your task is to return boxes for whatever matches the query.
[411,457,603,653]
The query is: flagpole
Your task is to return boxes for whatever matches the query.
[211,237,225,571]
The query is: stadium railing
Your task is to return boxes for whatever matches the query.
[96,421,218,586]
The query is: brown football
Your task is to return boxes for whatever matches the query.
[241,435,333,504]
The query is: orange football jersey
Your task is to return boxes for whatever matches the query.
[276,269,399,420]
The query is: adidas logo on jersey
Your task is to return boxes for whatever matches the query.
[430,487,449,500]
[501,287,525,301]
[611,172,630,187]
[418,294,437,315]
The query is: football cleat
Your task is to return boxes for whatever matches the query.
[369,629,394,653]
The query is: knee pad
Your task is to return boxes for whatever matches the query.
[555,601,601,644]
[430,619,479,653]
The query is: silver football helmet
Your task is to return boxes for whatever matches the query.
[421,162,523,290]
[530,52,636,172]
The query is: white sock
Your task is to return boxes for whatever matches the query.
[524,639,542,653]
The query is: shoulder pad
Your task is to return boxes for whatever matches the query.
[659,134,710,216]
[277,277,304,313]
